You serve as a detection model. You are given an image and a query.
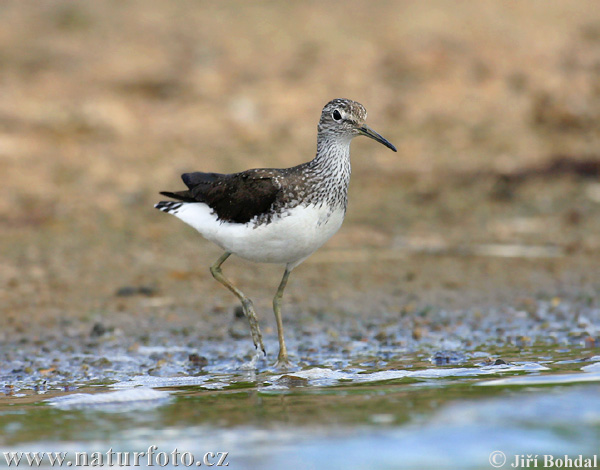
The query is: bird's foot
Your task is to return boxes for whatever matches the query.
[274,352,291,370]
[242,298,265,355]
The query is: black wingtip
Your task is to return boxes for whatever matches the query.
[158,191,197,202]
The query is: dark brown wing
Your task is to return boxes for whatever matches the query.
[159,170,281,224]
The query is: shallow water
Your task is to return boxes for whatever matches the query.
[2,301,600,469]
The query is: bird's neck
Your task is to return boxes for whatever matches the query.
[306,134,352,209]
[311,134,352,175]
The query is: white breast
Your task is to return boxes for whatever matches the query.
[168,202,345,268]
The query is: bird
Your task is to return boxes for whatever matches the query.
[155,98,397,367]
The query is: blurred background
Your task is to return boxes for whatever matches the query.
[1,1,599,337]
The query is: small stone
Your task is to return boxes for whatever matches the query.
[38,367,56,376]
[432,350,466,366]
[412,327,423,340]
[115,286,137,297]
[233,305,245,319]
[91,357,112,368]
[90,322,107,338]
[115,285,157,297]
[374,331,389,342]
[276,375,309,387]
[138,286,157,296]
[188,354,208,367]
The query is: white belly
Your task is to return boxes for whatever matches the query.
[170,203,345,267]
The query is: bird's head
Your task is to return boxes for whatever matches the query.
[318,98,397,152]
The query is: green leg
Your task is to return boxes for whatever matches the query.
[273,267,292,368]
[210,252,265,355]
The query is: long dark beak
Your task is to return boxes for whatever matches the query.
[358,125,397,152]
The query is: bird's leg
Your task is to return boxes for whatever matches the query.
[210,252,265,355]
[273,267,292,368]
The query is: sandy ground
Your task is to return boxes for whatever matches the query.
[1,1,600,344]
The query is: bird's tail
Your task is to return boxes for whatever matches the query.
[155,189,198,214]
[154,200,184,214]
[154,199,216,235]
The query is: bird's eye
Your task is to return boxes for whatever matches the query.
[332,110,342,121]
